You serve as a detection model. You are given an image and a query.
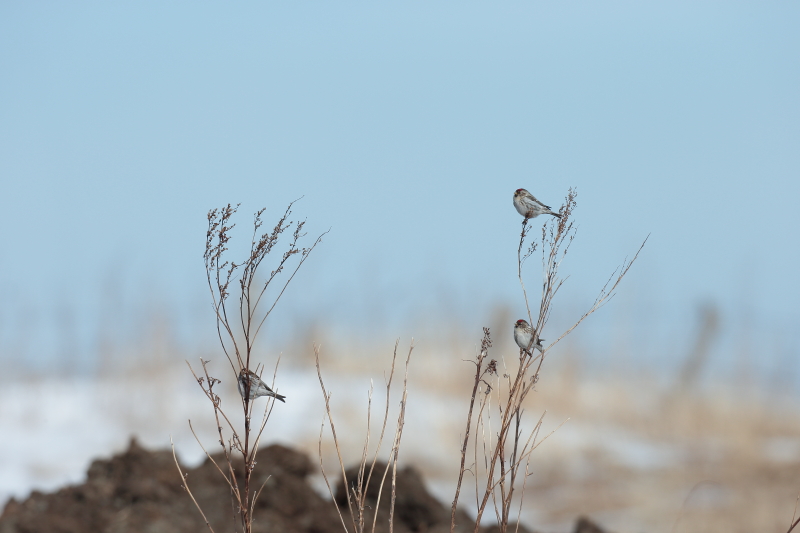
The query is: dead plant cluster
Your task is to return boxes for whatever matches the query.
[172,201,326,533]
[449,189,646,533]
[174,192,646,533]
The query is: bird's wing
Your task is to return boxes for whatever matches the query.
[523,194,551,210]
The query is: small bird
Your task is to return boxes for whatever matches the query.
[238,369,286,402]
[513,189,561,220]
[513,319,544,354]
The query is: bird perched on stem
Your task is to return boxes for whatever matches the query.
[513,189,561,220]
[238,369,286,402]
[514,319,543,355]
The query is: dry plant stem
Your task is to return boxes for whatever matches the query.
[171,437,216,533]
[502,412,546,525]
[451,189,646,533]
[188,420,237,494]
[473,386,491,513]
[250,360,282,464]
[473,357,535,530]
[369,343,404,533]
[318,422,352,533]
[204,202,328,374]
[477,407,547,530]
[476,387,492,513]
[480,411,564,516]
[205,204,243,372]
[316,341,414,533]
[387,346,412,533]
[372,460,394,533]
[186,357,254,531]
[514,459,533,533]
[357,383,374,531]
[450,328,493,532]
[499,410,522,526]
[788,493,800,533]
[183,203,324,533]
[316,345,361,533]
[517,219,535,326]
[186,360,239,450]
[185,359,243,515]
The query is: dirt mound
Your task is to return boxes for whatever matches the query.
[334,462,482,533]
[0,440,607,533]
[0,439,338,533]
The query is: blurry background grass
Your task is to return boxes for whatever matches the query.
[1,299,798,533]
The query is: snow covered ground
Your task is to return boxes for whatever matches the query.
[2,353,799,533]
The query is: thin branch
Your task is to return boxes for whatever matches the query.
[388,342,413,533]
[187,420,238,496]
[315,345,358,532]
[545,235,648,351]
[451,329,492,532]
[318,421,351,533]
[171,437,216,533]
[253,229,329,341]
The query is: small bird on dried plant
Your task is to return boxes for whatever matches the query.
[238,369,286,403]
[513,189,561,220]
[514,319,543,355]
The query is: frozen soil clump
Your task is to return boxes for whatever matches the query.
[0,439,607,533]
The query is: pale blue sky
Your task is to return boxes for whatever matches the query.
[1,2,798,376]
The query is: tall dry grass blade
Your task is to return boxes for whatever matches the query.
[171,437,216,533]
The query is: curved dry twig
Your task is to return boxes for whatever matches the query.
[171,437,217,533]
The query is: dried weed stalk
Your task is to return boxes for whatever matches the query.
[316,341,414,533]
[787,493,800,533]
[172,201,326,533]
[450,189,648,533]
